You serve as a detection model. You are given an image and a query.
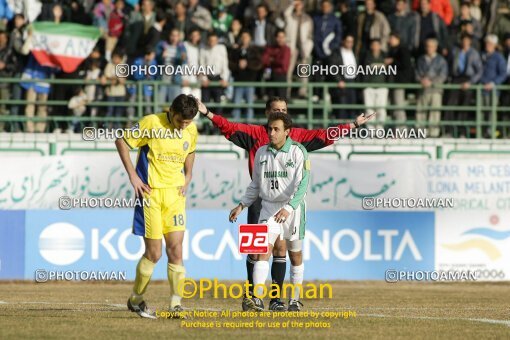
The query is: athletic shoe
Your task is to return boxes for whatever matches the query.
[287,299,303,311]
[127,298,156,319]
[242,296,264,311]
[269,299,286,311]
[168,305,188,319]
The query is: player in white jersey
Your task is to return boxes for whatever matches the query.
[229,112,310,311]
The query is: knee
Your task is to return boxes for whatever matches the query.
[288,251,303,266]
[144,249,162,263]
[166,243,183,262]
[272,242,287,257]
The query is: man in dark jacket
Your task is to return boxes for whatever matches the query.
[312,0,342,97]
[445,33,482,137]
[385,32,413,131]
[229,31,263,121]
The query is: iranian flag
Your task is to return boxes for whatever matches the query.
[31,22,101,73]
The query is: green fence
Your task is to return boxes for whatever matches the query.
[1,78,510,138]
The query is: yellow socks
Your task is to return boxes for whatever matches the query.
[168,263,186,308]
[130,256,156,304]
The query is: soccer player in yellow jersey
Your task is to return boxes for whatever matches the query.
[115,94,199,319]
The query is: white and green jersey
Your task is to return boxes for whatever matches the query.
[241,137,311,214]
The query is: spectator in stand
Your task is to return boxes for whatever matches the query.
[414,0,450,56]
[338,0,357,38]
[84,57,102,125]
[313,0,342,97]
[284,0,314,99]
[415,37,448,137]
[200,32,229,114]
[451,2,483,51]
[168,1,194,42]
[329,34,358,119]
[0,30,16,132]
[355,0,390,59]
[102,50,127,129]
[229,30,263,121]
[20,55,56,133]
[492,6,510,47]
[480,34,507,136]
[141,0,155,35]
[182,28,201,100]
[69,0,92,26]
[388,0,418,52]
[138,9,166,58]
[249,3,277,48]
[68,87,88,132]
[212,5,233,45]
[385,32,413,131]
[105,0,125,62]
[93,0,114,43]
[157,28,187,111]
[501,33,510,137]
[9,13,28,132]
[262,30,291,99]
[412,0,454,26]
[7,0,42,23]
[122,2,143,61]
[188,0,212,39]
[226,19,242,49]
[0,0,13,30]
[445,33,483,137]
[128,49,157,121]
[362,38,388,129]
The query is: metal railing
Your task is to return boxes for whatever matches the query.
[0,78,509,138]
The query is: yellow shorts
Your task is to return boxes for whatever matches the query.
[132,187,186,239]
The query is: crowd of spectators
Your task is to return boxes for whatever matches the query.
[0,0,509,137]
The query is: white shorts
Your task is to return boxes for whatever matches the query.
[258,200,306,251]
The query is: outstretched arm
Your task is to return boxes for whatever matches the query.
[197,99,262,150]
[292,113,376,151]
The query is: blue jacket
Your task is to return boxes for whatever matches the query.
[313,13,342,60]
[450,47,483,84]
[127,57,157,97]
[480,51,507,95]
[20,55,56,95]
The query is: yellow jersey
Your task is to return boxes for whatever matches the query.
[123,112,198,188]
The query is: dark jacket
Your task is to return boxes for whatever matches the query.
[414,11,450,53]
[362,51,387,83]
[387,44,414,83]
[229,46,263,82]
[313,13,342,60]
[248,18,277,47]
[388,11,418,51]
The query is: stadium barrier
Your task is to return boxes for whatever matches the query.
[1,78,510,138]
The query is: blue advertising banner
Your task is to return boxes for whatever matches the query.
[23,210,434,280]
[0,211,26,279]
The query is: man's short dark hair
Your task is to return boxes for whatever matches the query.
[207,31,218,39]
[265,96,288,111]
[171,94,198,120]
[268,112,292,131]
[155,9,167,23]
[460,32,473,41]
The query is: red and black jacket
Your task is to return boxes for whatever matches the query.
[211,114,351,177]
